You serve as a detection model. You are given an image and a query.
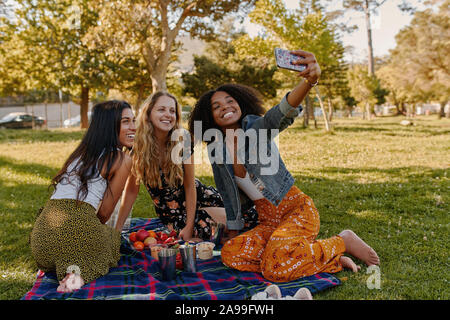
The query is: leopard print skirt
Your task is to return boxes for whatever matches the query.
[30,199,121,284]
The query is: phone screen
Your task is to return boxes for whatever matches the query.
[275,48,306,72]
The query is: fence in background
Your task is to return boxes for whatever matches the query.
[0,102,92,128]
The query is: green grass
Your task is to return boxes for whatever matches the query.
[0,115,449,300]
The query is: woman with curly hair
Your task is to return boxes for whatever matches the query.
[188,49,379,282]
[116,92,258,241]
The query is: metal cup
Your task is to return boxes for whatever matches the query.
[158,248,178,281]
[179,244,197,273]
[210,221,225,246]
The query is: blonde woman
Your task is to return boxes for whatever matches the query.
[116,92,258,241]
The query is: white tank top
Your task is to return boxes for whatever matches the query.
[235,172,264,201]
[225,133,264,201]
[50,157,107,209]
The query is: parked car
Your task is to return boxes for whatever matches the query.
[63,112,92,128]
[0,112,46,129]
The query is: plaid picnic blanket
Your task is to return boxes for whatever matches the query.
[22,218,341,300]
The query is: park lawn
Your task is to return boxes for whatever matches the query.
[0,116,448,300]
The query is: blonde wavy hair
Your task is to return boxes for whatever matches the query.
[132,92,184,189]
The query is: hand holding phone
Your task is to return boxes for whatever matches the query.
[274,48,307,72]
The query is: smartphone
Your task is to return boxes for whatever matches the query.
[274,48,307,72]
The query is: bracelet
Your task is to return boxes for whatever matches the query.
[305,78,319,88]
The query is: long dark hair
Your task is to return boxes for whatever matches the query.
[188,83,265,140]
[51,100,132,201]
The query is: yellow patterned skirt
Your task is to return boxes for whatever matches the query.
[30,199,121,284]
[221,186,346,282]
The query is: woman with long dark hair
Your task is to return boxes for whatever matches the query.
[30,100,136,293]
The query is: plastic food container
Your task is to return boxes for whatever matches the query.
[196,241,215,260]
[150,244,167,261]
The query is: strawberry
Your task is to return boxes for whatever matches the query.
[176,252,183,270]
[160,233,169,242]
[164,237,175,244]
[169,230,178,238]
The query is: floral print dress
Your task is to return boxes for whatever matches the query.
[145,170,258,240]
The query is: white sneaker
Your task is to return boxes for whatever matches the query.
[251,285,313,300]
[284,288,313,300]
[251,284,282,300]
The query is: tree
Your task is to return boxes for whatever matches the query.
[347,64,378,119]
[182,19,279,100]
[232,0,349,130]
[87,0,256,96]
[2,0,117,128]
[378,0,449,118]
[342,0,387,76]
[377,63,408,115]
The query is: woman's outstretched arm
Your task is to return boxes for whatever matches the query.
[286,49,321,108]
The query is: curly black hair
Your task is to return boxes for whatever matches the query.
[188,83,266,142]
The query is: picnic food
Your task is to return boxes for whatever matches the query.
[129,232,137,242]
[196,242,215,260]
[176,252,183,270]
[147,230,157,238]
[159,232,169,242]
[151,245,163,260]
[137,229,149,242]
[129,229,181,253]
[134,241,144,251]
[144,237,157,247]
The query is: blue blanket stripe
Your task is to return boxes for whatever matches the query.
[22,218,340,300]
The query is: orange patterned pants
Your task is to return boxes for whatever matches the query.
[221,186,346,282]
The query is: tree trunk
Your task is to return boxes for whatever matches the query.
[314,88,331,132]
[439,101,447,119]
[445,102,450,118]
[400,102,406,115]
[327,97,334,122]
[346,105,353,118]
[134,84,145,115]
[303,95,310,128]
[151,71,167,93]
[80,86,90,129]
[363,0,375,76]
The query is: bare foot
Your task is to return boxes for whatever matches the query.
[339,230,380,266]
[340,256,361,272]
[56,273,85,293]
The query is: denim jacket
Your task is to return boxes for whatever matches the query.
[208,93,302,230]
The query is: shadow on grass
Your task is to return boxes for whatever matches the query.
[0,155,58,179]
[290,118,450,137]
[0,278,39,300]
[0,128,84,143]
[332,126,392,133]
[0,155,57,286]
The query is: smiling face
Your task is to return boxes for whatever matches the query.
[211,91,242,131]
[149,95,177,135]
[118,108,136,149]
